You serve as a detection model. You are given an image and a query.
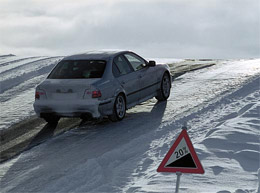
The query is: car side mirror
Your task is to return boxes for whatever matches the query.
[148,60,156,67]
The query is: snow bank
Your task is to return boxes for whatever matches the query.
[149,58,185,64]
[0,56,62,130]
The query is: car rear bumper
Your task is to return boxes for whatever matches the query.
[33,99,110,118]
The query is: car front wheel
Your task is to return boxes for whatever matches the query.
[109,94,126,122]
[156,72,171,101]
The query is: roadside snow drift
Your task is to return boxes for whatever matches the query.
[0,57,259,193]
[0,56,62,130]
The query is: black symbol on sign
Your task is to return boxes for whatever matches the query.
[166,153,196,168]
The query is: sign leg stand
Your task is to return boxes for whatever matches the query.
[175,172,182,193]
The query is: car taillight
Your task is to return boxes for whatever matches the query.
[35,91,45,99]
[92,90,102,98]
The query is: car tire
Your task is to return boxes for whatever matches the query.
[43,115,60,124]
[156,72,171,101]
[109,94,126,122]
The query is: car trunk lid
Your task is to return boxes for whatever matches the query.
[39,79,100,100]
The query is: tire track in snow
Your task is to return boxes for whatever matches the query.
[0,56,62,80]
[0,56,48,73]
[0,55,19,66]
[0,74,46,102]
[0,57,62,94]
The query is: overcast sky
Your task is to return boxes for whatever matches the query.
[0,0,259,58]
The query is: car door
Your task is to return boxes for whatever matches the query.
[113,55,141,107]
[124,53,159,101]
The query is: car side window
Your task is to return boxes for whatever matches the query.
[124,53,146,71]
[112,62,120,77]
[113,55,133,76]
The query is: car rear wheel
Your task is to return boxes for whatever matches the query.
[156,72,171,101]
[109,94,126,122]
[43,115,60,124]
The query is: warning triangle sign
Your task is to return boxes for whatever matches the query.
[157,129,204,174]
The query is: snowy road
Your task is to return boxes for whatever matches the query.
[0,59,259,193]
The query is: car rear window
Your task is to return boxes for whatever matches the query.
[48,60,106,79]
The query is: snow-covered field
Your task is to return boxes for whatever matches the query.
[0,56,259,193]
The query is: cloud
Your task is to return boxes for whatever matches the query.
[0,0,259,58]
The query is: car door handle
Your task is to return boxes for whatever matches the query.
[138,75,142,78]
[121,81,125,85]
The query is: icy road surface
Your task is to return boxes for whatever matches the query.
[0,59,259,193]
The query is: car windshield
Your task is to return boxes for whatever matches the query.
[48,60,106,79]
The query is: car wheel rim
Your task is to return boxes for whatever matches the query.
[162,75,170,97]
[116,95,125,118]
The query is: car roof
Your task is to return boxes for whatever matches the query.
[63,50,130,60]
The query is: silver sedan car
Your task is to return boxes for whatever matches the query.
[33,50,171,123]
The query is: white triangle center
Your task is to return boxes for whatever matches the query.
[165,138,191,166]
